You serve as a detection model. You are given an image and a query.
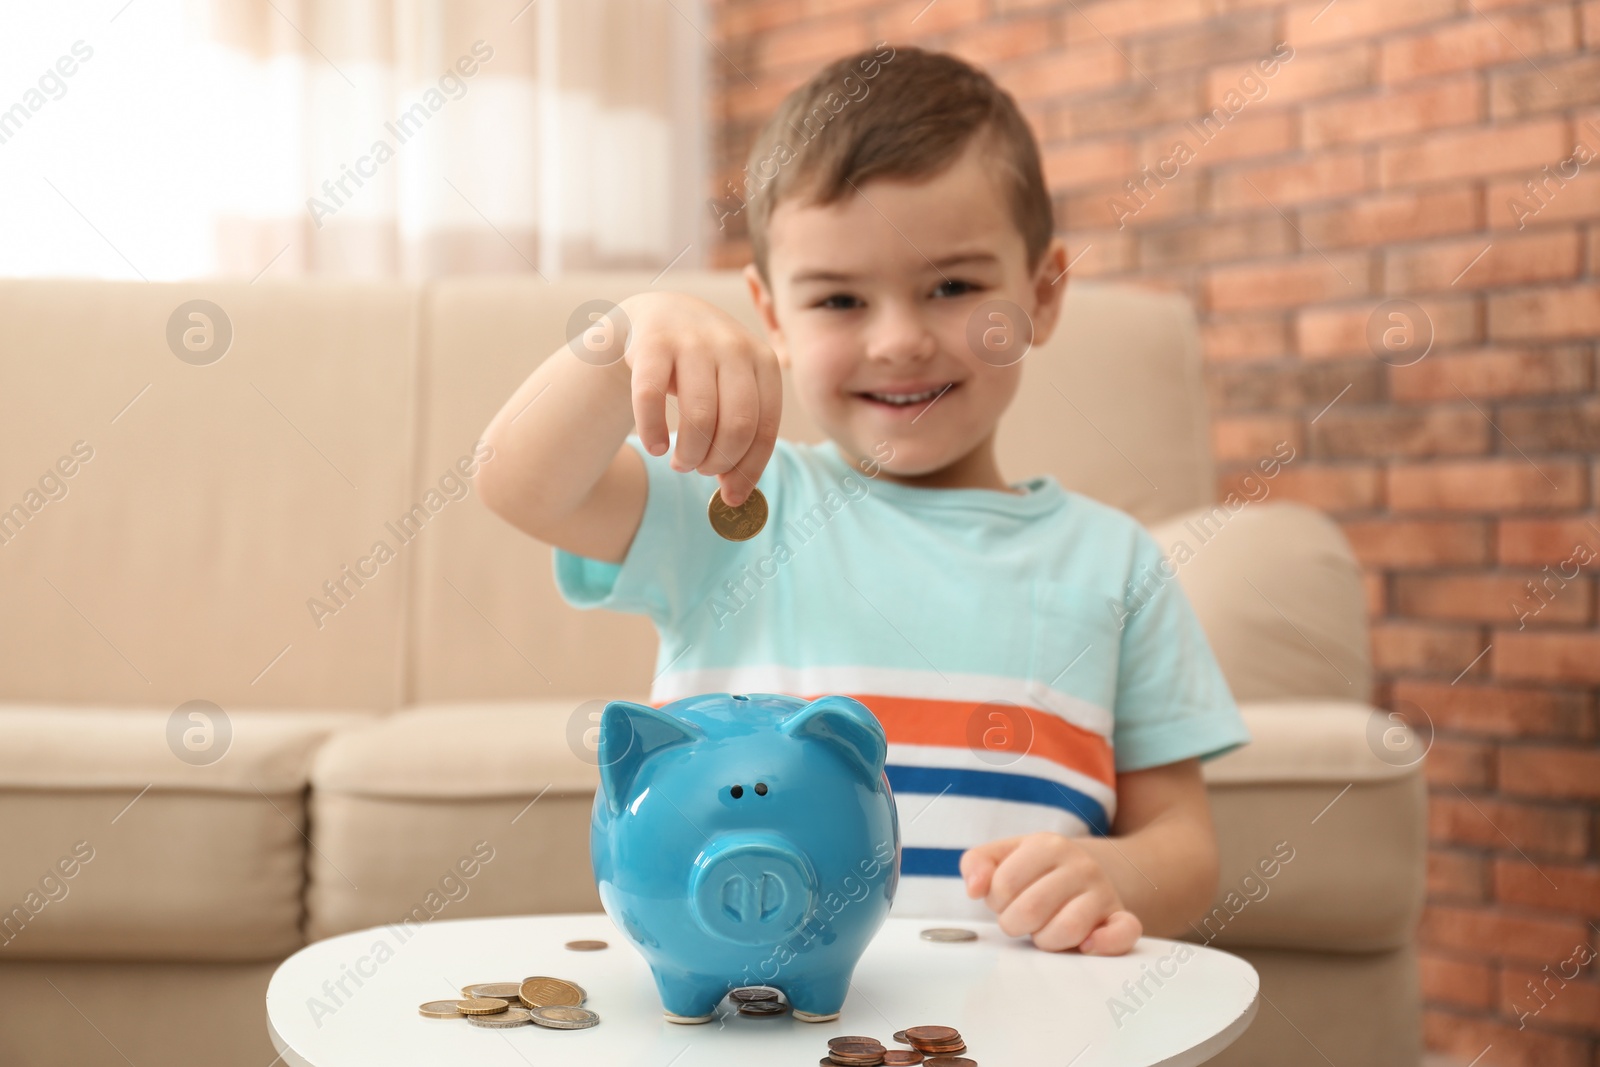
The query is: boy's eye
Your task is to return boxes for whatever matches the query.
[932,278,979,299]
[817,293,863,310]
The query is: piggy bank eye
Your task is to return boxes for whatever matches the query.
[730,785,744,799]
[754,782,768,796]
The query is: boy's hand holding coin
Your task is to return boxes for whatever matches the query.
[960,833,1143,955]
[610,291,783,509]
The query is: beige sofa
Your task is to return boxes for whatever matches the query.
[0,274,1424,1066]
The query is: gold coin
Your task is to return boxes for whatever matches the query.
[564,939,608,951]
[462,982,523,999]
[519,976,585,1009]
[468,1007,533,1028]
[919,927,977,942]
[418,1000,463,1018]
[707,486,768,541]
[455,997,510,1015]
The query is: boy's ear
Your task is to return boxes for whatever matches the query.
[597,700,703,814]
[1028,236,1070,347]
[743,262,790,369]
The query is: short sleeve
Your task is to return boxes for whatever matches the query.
[551,433,728,627]
[1112,529,1251,773]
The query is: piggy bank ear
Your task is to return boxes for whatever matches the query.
[598,700,702,815]
[782,695,887,781]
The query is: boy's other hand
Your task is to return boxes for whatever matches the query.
[960,832,1143,955]
[616,291,782,508]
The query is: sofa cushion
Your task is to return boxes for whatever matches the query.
[0,705,374,961]
[306,700,611,940]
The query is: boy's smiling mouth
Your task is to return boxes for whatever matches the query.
[853,380,959,411]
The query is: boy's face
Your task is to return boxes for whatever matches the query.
[746,134,1067,482]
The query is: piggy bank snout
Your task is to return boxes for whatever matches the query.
[689,834,816,946]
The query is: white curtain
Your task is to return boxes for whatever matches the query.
[0,0,705,280]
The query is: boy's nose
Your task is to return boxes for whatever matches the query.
[863,303,937,363]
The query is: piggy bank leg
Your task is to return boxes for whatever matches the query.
[653,966,725,1024]
[784,971,853,1023]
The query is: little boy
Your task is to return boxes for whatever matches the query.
[477,46,1249,956]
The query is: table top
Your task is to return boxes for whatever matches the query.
[267,913,1258,1067]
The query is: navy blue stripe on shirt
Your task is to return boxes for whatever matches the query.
[900,847,965,878]
[885,764,1111,836]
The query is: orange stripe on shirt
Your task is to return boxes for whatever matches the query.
[822,693,1115,789]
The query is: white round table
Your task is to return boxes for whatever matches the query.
[267,913,1258,1066]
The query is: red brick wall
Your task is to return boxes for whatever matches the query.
[707,2,1599,1062]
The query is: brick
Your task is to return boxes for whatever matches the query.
[1488,284,1600,340]
[1218,463,1383,513]
[1491,53,1600,119]
[1390,346,1592,403]
[1495,630,1600,685]
[1423,1009,1590,1067]
[1420,949,1497,1009]
[1201,314,1288,362]
[1285,0,1455,47]
[1058,229,1137,276]
[1062,174,1204,230]
[1001,42,1128,102]
[1587,0,1600,46]
[1388,460,1589,513]
[1208,44,1371,109]
[1064,0,1207,40]
[1363,569,1385,616]
[754,17,873,73]
[1295,296,1479,359]
[1386,232,1582,294]
[1128,12,1278,75]
[1042,137,1136,191]
[1422,902,1592,964]
[1395,573,1591,626]
[1379,118,1569,187]
[1502,745,1600,800]
[1428,848,1488,901]
[719,0,805,39]
[1303,186,1484,253]
[946,13,1062,66]
[1381,8,1579,83]
[1373,620,1484,673]
[1211,413,1303,462]
[1137,111,1297,169]
[1207,358,1381,412]
[1210,150,1368,213]
[1140,215,1294,268]
[1312,407,1490,460]
[870,0,986,38]
[1342,519,1491,567]
[1498,399,1600,453]
[1499,516,1600,566]
[1425,735,1496,789]
[1394,679,1593,738]
[1493,856,1600,912]
[1499,964,1600,1031]
[1206,252,1373,312]
[1429,794,1592,859]
[1059,78,1202,139]
[1490,166,1600,233]
[1304,75,1483,148]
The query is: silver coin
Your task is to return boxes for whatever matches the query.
[529,1005,600,1029]
[920,926,978,942]
[463,982,524,999]
[469,1007,534,1028]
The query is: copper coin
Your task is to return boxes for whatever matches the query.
[882,1053,924,1065]
[708,486,768,541]
[893,1030,910,1044]
[565,939,609,951]
[519,976,584,1008]
[738,1000,790,1016]
[730,986,782,1003]
[923,1059,975,1066]
[904,1026,960,1043]
[829,1037,885,1050]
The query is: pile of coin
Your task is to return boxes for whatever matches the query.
[418,968,599,1031]
[730,986,791,1017]
[819,1025,975,1065]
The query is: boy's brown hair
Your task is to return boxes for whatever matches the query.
[742,44,1053,282]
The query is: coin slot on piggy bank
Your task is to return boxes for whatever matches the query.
[589,693,900,1024]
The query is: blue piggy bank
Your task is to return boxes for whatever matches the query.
[590,692,900,1023]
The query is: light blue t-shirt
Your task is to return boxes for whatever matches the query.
[554,434,1249,919]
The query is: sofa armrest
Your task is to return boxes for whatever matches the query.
[1194,700,1427,954]
[1149,501,1372,704]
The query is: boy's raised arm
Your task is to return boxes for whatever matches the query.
[474,291,782,565]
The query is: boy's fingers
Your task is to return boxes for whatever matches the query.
[1028,883,1118,952]
[996,867,1080,940]
[670,352,717,473]
[959,836,1024,899]
[703,358,759,480]
[628,343,674,456]
[720,351,782,506]
[982,835,1067,913]
[1078,910,1142,956]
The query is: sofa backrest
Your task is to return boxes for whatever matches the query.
[0,273,1213,707]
